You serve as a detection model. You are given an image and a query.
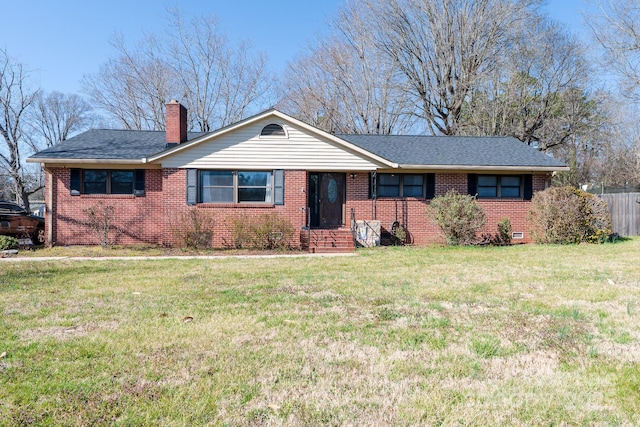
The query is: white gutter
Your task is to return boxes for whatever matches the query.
[26,158,148,165]
[396,164,570,172]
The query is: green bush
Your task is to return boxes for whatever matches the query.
[428,190,486,245]
[527,186,612,244]
[0,235,19,250]
[479,218,512,246]
[496,217,512,245]
[230,213,295,250]
[170,208,215,249]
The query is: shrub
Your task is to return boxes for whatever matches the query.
[0,235,19,250]
[429,190,486,245]
[230,213,295,250]
[496,217,513,245]
[170,208,214,249]
[527,186,612,244]
[83,202,120,248]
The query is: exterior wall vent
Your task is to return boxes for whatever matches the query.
[261,123,287,137]
[512,231,524,239]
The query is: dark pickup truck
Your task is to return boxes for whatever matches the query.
[0,201,45,245]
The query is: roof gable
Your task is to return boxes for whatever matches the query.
[153,113,391,170]
[148,109,395,169]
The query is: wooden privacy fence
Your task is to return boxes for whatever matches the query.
[599,192,640,236]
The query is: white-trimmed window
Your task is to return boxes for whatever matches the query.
[198,170,274,203]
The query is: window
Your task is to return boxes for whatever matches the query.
[378,174,401,197]
[70,169,144,196]
[376,174,425,198]
[260,123,286,137]
[111,171,134,194]
[82,170,134,194]
[477,175,497,197]
[238,171,272,202]
[477,175,521,198]
[83,170,108,194]
[198,170,273,203]
[200,171,234,203]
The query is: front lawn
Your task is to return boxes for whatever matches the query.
[2,241,640,425]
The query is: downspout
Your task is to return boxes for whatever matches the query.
[46,167,53,246]
[372,171,377,220]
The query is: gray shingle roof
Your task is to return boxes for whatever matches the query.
[28,129,203,161]
[338,134,566,168]
[28,125,565,170]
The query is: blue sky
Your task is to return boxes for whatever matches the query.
[1,0,592,95]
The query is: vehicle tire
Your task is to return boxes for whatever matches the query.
[32,227,45,245]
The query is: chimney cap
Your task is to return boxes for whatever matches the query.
[168,99,180,104]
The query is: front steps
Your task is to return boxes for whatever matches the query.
[300,227,355,253]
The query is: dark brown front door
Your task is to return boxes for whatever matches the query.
[308,173,345,227]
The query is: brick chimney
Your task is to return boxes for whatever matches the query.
[166,100,187,146]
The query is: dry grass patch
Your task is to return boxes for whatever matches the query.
[1,241,640,425]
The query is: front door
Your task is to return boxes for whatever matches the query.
[308,173,345,227]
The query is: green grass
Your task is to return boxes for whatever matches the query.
[2,241,640,425]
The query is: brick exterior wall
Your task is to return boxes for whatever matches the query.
[47,168,550,247]
[347,172,550,245]
[47,168,164,246]
[161,169,308,248]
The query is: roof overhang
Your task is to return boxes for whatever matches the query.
[26,158,151,166]
[146,109,398,168]
[394,164,569,172]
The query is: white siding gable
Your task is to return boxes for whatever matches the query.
[159,118,381,171]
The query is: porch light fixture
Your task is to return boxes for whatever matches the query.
[350,173,357,179]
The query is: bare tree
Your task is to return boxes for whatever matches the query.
[585,0,640,188]
[0,49,39,210]
[0,172,12,200]
[29,91,93,148]
[592,100,640,189]
[549,90,609,187]
[588,0,640,101]
[83,9,271,133]
[279,2,416,134]
[460,17,592,150]
[166,9,270,131]
[363,0,541,135]
[83,33,178,130]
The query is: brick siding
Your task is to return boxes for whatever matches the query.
[160,169,307,248]
[346,172,550,245]
[47,168,164,246]
[48,168,550,247]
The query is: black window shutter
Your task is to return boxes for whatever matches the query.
[426,173,436,199]
[70,168,81,195]
[523,174,533,200]
[274,170,284,205]
[186,169,197,205]
[134,170,145,196]
[467,174,478,196]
